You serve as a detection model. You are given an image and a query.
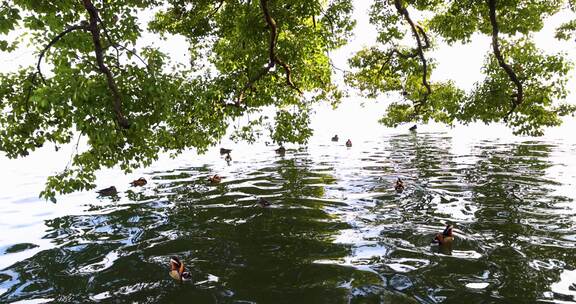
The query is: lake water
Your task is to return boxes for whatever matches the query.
[1,107,576,303]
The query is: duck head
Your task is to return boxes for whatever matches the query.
[130,177,147,186]
[433,224,454,245]
[208,174,222,184]
[170,256,183,272]
[258,197,271,207]
[394,178,405,192]
[442,224,454,237]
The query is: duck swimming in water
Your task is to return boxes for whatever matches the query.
[208,174,222,184]
[275,146,286,155]
[331,135,339,142]
[169,256,192,282]
[345,139,352,147]
[409,124,417,132]
[257,197,272,207]
[97,186,117,196]
[394,178,405,193]
[433,224,454,245]
[130,177,147,187]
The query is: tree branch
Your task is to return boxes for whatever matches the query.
[415,24,430,49]
[236,0,302,105]
[320,7,336,37]
[24,24,89,111]
[208,0,225,19]
[65,131,83,171]
[82,0,130,129]
[487,0,523,121]
[261,0,302,94]
[377,48,417,75]
[236,63,273,106]
[37,24,89,85]
[110,43,150,70]
[98,15,151,71]
[393,0,431,105]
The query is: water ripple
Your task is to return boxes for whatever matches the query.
[1,134,575,303]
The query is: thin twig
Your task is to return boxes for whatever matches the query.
[378,48,417,76]
[208,0,225,19]
[115,43,151,70]
[97,15,123,70]
[37,24,90,85]
[65,131,83,171]
[25,23,90,111]
[415,24,430,49]
[237,63,274,105]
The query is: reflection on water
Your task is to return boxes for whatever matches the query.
[1,132,576,303]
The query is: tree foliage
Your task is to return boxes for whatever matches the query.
[0,0,574,201]
[347,0,575,134]
[0,0,354,201]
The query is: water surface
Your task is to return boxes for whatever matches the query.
[1,128,576,303]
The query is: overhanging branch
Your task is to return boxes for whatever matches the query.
[236,0,302,105]
[261,0,302,94]
[82,0,130,129]
[393,0,431,106]
[488,0,523,121]
[236,63,274,106]
[415,24,430,49]
[377,48,417,76]
[208,0,225,19]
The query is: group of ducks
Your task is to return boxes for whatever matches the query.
[98,136,364,197]
[96,177,147,196]
[99,125,416,195]
[222,146,286,158]
[95,123,456,282]
[330,135,353,147]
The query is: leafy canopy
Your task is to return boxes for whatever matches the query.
[0,0,574,201]
[347,0,575,134]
